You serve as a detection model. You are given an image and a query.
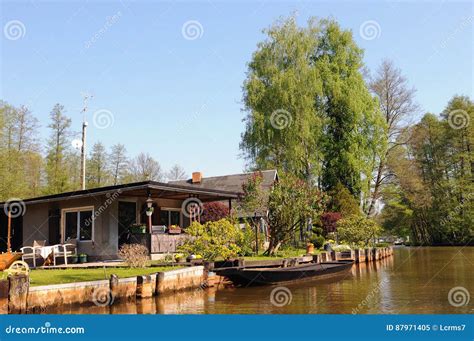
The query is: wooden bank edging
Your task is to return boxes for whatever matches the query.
[2,266,205,314]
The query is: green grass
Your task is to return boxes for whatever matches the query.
[243,248,318,261]
[14,266,181,287]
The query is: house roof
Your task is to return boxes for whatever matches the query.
[169,169,278,193]
[0,181,240,207]
[170,170,278,217]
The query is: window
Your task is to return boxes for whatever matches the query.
[62,207,94,242]
[159,208,181,227]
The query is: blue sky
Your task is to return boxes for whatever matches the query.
[1,0,473,177]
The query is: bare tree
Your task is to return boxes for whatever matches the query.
[366,60,420,216]
[166,164,188,181]
[129,152,163,181]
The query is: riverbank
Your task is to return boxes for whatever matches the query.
[1,266,205,314]
[0,246,393,314]
[41,246,470,315]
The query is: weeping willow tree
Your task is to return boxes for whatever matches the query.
[240,16,386,198]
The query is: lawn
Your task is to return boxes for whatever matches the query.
[7,266,182,287]
[243,248,318,261]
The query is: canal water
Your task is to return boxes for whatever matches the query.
[50,247,474,314]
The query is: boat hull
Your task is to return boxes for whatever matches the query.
[217,260,354,286]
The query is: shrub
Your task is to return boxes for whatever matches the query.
[311,235,325,249]
[200,202,230,223]
[118,244,150,268]
[321,212,342,234]
[312,226,324,235]
[336,215,382,247]
[179,219,243,260]
[237,224,266,256]
[327,183,360,216]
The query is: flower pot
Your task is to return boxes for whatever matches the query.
[70,255,78,264]
[168,228,182,235]
[78,254,88,263]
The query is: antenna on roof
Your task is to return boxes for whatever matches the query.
[80,92,93,190]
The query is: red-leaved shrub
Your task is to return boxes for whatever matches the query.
[200,202,230,223]
[321,212,342,234]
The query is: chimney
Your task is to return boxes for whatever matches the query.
[192,172,203,184]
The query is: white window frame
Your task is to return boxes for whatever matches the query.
[159,207,182,227]
[61,206,95,243]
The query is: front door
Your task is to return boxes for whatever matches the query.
[118,201,137,248]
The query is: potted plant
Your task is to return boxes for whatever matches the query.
[78,253,88,263]
[174,253,186,263]
[70,255,78,264]
[168,224,182,234]
[130,223,146,234]
[146,207,154,216]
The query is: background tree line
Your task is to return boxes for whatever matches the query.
[240,16,473,246]
[0,101,188,200]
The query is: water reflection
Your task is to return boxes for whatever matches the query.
[42,247,474,314]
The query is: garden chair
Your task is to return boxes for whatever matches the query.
[20,240,46,268]
[53,239,78,266]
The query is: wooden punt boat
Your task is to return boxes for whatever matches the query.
[215,260,354,286]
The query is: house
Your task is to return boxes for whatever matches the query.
[170,170,278,229]
[0,181,239,261]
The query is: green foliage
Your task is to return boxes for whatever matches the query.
[267,172,325,254]
[311,235,325,249]
[178,219,244,260]
[336,215,382,247]
[45,103,74,194]
[87,142,110,187]
[238,171,267,216]
[240,16,385,190]
[327,182,361,216]
[237,224,266,256]
[383,95,474,245]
